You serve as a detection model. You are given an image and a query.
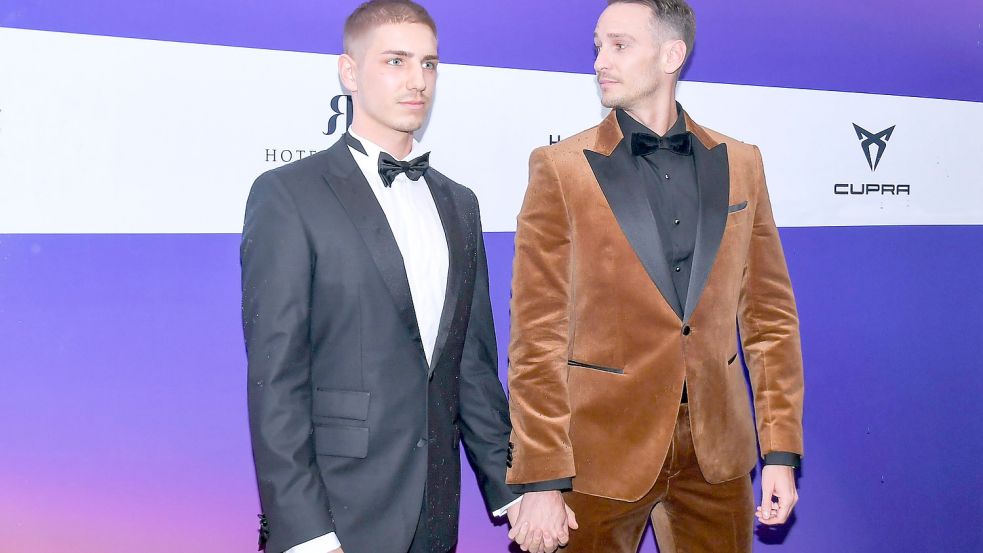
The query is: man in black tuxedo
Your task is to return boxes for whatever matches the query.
[241,2,520,552]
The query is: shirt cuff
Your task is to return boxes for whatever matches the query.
[508,477,574,494]
[285,532,341,553]
[492,496,523,518]
[764,451,801,468]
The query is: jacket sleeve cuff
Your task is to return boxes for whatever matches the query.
[508,478,574,494]
[764,451,801,468]
[284,532,341,553]
[492,496,523,518]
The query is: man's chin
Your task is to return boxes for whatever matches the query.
[389,118,425,134]
[599,94,623,109]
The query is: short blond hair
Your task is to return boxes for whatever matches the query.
[343,0,437,54]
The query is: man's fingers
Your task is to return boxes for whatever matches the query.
[515,521,530,545]
[565,504,579,529]
[774,487,798,523]
[759,476,776,521]
[775,496,792,523]
[508,519,522,540]
[759,494,772,520]
[757,505,780,526]
[530,528,545,553]
[543,533,556,552]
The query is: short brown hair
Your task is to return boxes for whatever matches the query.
[343,0,437,54]
[607,0,696,59]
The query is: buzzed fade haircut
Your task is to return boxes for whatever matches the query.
[343,0,438,55]
[607,0,696,60]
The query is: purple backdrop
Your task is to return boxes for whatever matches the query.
[2,0,981,102]
[2,228,981,551]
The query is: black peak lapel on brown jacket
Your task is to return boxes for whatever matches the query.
[683,114,730,322]
[584,111,682,319]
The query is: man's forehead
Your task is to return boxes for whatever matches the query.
[597,4,654,31]
[362,23,436,48]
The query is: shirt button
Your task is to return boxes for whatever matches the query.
[416,438,428,448]
[664,173,670,180]
[674,219,681,225]
[682,325,692,336]
[674,266,681,272]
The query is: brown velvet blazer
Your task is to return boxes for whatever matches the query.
[506,110,804,501]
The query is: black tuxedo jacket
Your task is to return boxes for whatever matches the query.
[241,136,517,553]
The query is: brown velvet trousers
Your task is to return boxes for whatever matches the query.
[562,405,754,553]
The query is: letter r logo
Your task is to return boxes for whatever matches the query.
[324,95,354,136]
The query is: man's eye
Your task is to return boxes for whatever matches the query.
[387,58,403,66]
[423,61,437,70]
[593,45,600,56]
[616,43,627,50]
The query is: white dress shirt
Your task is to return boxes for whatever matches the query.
[286,132,517,553]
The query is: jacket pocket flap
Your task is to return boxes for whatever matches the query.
[314,388,370,421]
[727,201,749,213]
[314,424,369,458]
[567,359,624,374]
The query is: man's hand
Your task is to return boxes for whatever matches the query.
[328,548,343,553]
[507,500,521,527]
[756,464,798,525]
[507,490,578,553]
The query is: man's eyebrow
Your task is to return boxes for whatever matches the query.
[421,54,439,62]
[380,49,413,57]
[593,32,633,39]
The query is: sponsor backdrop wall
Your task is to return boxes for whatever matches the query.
[1,1,981,552]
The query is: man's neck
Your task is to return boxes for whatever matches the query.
[624,88,679,136]
[350,117,415,159]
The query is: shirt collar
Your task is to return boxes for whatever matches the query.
[616,101,688,140]
[347,129,429,162]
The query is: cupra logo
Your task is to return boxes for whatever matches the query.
[852,124,896,171]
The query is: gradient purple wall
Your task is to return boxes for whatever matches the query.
[2,0,981,101]
[2,229,981,552]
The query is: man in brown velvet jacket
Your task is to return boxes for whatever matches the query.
[504,1,804,552]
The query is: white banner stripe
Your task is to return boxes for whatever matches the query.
[1,28,981,234]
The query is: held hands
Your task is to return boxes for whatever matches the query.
[756,465,798,525]
[507,491,578,553]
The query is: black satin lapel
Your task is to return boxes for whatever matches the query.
[321,140,425,352]
[425,171,465,377]
[585,142,682,319]
[684,141,729,321]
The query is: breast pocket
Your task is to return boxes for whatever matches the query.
[313,388,370,458]
[726,200,750,227]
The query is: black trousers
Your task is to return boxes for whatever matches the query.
[406,488,453,553]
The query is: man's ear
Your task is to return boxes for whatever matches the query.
[662,39,688,75]
[339,53,358,93]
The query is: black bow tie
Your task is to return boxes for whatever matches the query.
[378,152,430,187]
[630,132,693,157]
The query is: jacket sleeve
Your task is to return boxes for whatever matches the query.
[506,147,577,485]
[241,171,335,552]
[737,146,805,460]
[458,191,523,512]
